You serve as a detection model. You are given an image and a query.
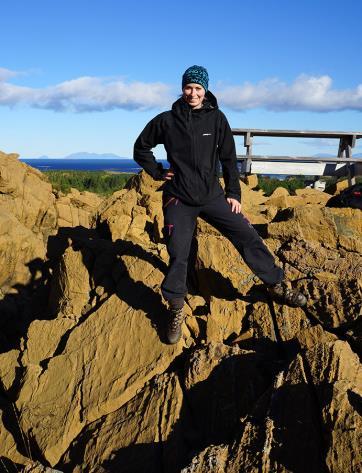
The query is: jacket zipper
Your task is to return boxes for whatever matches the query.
[188,108,198,201]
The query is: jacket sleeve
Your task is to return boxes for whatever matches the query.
[133,114,165,180]
[218,112,241,202]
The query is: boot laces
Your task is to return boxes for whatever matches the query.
[269,282,306,306]
[170,308,184,330]
[281,284,305,305]
[284,287,300,304]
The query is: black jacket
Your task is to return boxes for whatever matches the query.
[133,91,241,205]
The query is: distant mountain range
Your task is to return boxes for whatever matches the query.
[32,152,362,160]
[313,153,362,158]
[36,152,129,159]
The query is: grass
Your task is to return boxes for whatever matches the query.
[44,170,135,196]
[43,170,361,198]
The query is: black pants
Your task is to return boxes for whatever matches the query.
[161,192,284,301]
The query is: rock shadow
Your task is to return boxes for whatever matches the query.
[58,337,334,473]
[0,219,266,355]
[0,256,52,354]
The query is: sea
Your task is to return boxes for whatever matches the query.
[20,158,144,173]
[20,158,286,179]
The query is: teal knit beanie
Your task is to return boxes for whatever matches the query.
[182,65,209,92]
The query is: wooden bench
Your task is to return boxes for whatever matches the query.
[231,129,362,185]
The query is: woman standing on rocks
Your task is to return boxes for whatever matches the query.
[134,65,306,344]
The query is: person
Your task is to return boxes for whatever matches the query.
[134,65,307,344]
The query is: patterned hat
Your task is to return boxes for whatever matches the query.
[182,65,209,92]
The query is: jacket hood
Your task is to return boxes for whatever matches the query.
[171,90,219,116]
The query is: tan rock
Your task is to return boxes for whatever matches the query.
[262,204,278,221]
[184,314,202,340]
[180,445,230,472]
[0,210,46,290]
[129,169,164,197]
[22,462,63,472]
[278,239,361,280]
[61,372,185,472]
[266,187,330,209]
[186,338,362,473]
[206,297,246,343]
[56,190,102,228]
[300,278,361,328]
[241,209,269,225]
[294,324,337,351]
[0,349,20,390]
[17,292,182,464]
[268,206,338,247]
[314,271,339,282]
[48,246,92,319]
[0,151,57,237]
[305,340,362,472]
[334,178,350,194]
[265,193,289,209]
[0,155,361,471]
[186,294,207,312]
[295,187,330,204]
[268,194,310,209]
[250,300,311,343]
[244,174,259,189]
[331,207,362,237]
[339,235,362,253]
[246,301,276,342]
[23,318,77,366]
[97,188,138,241]
[126,209,153,243]
[240,181,268,210]
[0,151,58,301]
[270,186,290,197]
[196,233,258,300]
[0,409,29,467]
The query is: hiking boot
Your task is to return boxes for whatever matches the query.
[166,306,185,344]
[268,281,307,307]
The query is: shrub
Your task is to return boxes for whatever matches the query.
[44,171,135,196]
[256,176,306,196]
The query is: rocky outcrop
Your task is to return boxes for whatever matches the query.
[181,333,362,473]
[0,152,57,292]
[55,188,102,228]
[0,160,360,472]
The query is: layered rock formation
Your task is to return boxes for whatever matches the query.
[0,151,361,472]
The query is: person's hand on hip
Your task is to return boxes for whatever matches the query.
[163,168,175,180]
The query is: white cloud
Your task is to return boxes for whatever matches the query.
[1,70,362,113]
[217,74,362,112]
[0,74,172,112]
[0,67,20,82]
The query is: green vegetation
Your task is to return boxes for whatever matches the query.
[255,175,362,196]
[43,170,361,197]
[324,175,362,194]
[256,176,308,196]
[44,170,135,195]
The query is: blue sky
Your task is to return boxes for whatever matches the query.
[1,0,361,158]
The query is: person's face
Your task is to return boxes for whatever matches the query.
[182,83,206,109]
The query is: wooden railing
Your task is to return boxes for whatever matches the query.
[231,129,362,185]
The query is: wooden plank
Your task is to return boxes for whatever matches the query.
[336,136,355,186]
[337,138,344,158]
[236,155,362,163]
[345,140,355,186]
[245,161,354,176]
[232,128,362,139]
